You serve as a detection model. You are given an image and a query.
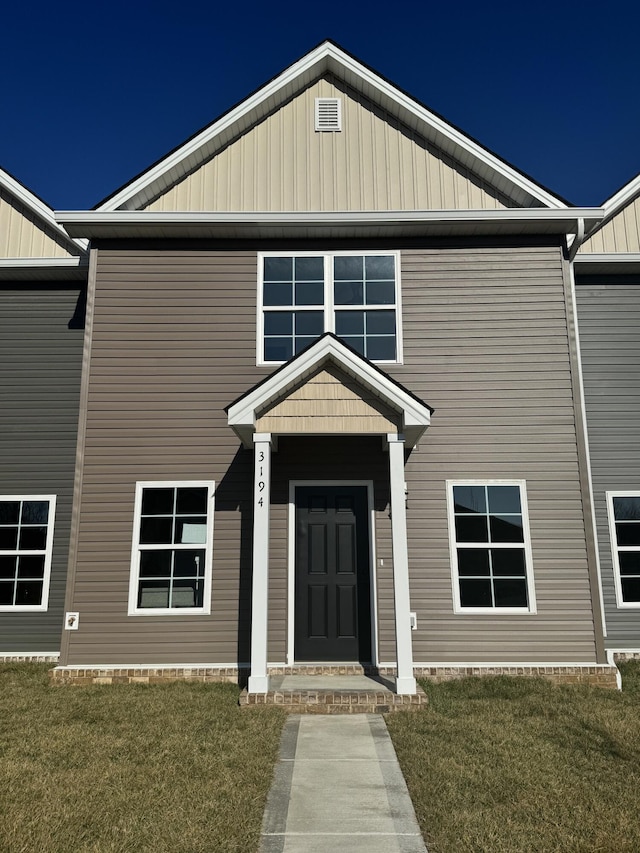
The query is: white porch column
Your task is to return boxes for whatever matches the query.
[387,433,417,695]
[248,433,272,694]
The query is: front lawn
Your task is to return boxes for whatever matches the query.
[387,662,640,853]
[0,664,285,853]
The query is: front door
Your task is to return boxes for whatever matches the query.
[294,485,371,662]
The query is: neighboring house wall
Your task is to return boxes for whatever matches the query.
[143,75,515,213]
[0,283,85,652]
[580,198,640,253]
[61,239,601,667]
[575,275,640,649]
[0,188,78,259]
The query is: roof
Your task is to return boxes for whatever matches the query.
[94,40,569,213]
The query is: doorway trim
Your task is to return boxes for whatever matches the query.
[287,479,378,667]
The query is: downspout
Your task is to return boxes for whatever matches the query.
[568,216,585,261]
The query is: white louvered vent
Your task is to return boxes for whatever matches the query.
[315,97,342,132]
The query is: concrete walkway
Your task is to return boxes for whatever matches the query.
[259,714,428,852]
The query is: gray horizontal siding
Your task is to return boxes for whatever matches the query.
[575,276,640,649]
[0,284,84,651]
[64,244,599,667]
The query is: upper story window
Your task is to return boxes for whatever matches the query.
[0,496,56,611]
[607,492,640,607]
[128,482,215,615]
[446,481,536,614]
[258,252,401,365]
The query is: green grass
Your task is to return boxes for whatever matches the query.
[0,664,285,853]
[387,662,640,853]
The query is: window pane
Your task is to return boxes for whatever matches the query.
[264,312,293,335]
[15,581,43,606]
[141,488,174,516]
[295,282,324,305]
[176,488,208,515]
[176,518,207,544]
[366,310,395,334]
[17,555,45,578]
[616,522,640,547]
[0,527,18,550]
[460,579,492,607]
[0,583,13,605]
[453,486,486,514]
[490,515,524,543]
[492,549,526,576]
[334,281,363,305]
[19,526,48,551]
[264,257,292,281]
[264,338,293,362]
[140,517,173,545]
[366,281,395,305]
[619,552,640,576]
[139,550,172,578]
[613,496,640,520]
[294,337,317,354]
[172,579,203,608]
[264,282,292,306]
[335,311,364,335]
[0,556,16,579]
[174,549,206,577]
[138,580,170,609]
[22,501,49,524]
[341,337,365,356]
[494,579,528,608]
[487,486,522,515]
[457,549,490,576]
[0,502,20,524]
[621,577,640,602]
[365,255,395,279]
[455,515,488,543]
[295,312,323,336]
[334,256,363,281]
[366,336,396,361]
[294,257,323,281]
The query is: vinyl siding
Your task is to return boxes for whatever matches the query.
[575,276,640,648]
[143,75,514,214]
[0,188,78,259]
[63,243,599,666]
[581,197,640,253]
[0,284,84,651]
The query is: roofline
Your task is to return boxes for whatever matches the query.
[574,253,640,275]
[0,167,88,256]
[0,256,89,281]
[582,171,640,242]
[95,40,569,213]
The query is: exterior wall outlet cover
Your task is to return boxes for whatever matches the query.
[65,612,79,630]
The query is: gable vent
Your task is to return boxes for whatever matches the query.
[315,97,342,132]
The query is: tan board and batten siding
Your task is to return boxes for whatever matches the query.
[63,243,600,667]
[581,194,640,253]
[0,187,77,259]
[143,76,515,213]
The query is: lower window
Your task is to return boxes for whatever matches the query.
[447,481,536,613]
[0,496,56,611]
[128,482,215,615]
[607,492,640,606]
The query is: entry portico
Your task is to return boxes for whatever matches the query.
[227,334,432,695]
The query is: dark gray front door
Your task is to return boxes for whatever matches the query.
[295,485,371,662]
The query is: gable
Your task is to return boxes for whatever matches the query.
[0,185,79,260]
[255,363,402,434]
[143,75,515,214]
[580,191,640,254]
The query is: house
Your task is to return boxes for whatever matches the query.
[0,168,87,660]
[575,176,640,659]
[2,42,623,691]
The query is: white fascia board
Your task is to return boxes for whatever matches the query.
[97,41,567,213]
[0,169,88,254]
[583,173,640,241]
[228,336,431,447]
[573,253,640,274]
[0,257,86,269]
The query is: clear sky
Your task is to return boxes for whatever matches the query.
[2,0,639,210]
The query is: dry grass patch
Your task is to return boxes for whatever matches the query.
[0,663,285,853]
[387,662,640,853]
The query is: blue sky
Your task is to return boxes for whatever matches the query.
[2,0,639,209]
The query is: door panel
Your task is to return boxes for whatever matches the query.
[295,485,371,662]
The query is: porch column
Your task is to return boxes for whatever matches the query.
[387,433,417,695]
[248,433,272,694]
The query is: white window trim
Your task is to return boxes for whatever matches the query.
[257,250,403,367]
[128,481,215,616]
[0,494,56,612]
[446,480,537,615]
[606,490,640,609]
